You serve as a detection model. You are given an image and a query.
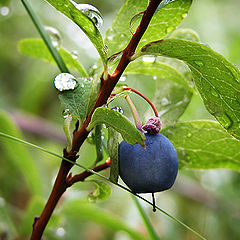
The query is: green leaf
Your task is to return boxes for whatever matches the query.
[125,61,192,126]
[87,179,111,202]
[44,0,107,65]
[94,124,104,164]
[170,28,200,42]
[87,107,145,147]
[161,121,240,171]
[138,39,240,139]
[61,200,148,240]
[18,38,88,77]
[105,0,192,56]
[0,110,42,195]
[58,77,98,122]
[107,128,119,183]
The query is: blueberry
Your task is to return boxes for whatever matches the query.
[118,133,178,193]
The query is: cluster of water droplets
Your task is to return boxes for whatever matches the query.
[54,73,77,91]
[70,0,103,29]
[44,26,62,49]
[111,106,124,114]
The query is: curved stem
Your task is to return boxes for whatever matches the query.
[124,87,159,117]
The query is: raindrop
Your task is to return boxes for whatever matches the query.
[62,109,71,119]
[81,83,84,88]
[111,106,123,114]
[108,52,123,64]
[142,56,156,63]
[70,1,103,29]
[129,12,143,35]
[71,50,78,59]
[56,227,66,237]
[153,76,157,80]
[54,73,77,91]
[211,88,218,97]
[119,76,126,82]
[194,60,204,67]
[161,97,169,106]
[157,0,176,10]
[217,113,232,129]
[182,13,188,19]
[44,26,62,49]
[0,6,10,17]
[104,44,108,53]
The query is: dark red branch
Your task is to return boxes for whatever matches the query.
[31,1,162,239]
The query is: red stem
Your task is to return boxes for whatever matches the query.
[31,1,163,239]
[123,87,159,117]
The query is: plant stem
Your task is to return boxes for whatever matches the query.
[20,0,69,73]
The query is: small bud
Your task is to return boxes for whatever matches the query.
[142,117,162,134]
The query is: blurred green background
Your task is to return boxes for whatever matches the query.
[0,0,240,239]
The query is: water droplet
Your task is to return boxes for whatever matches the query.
[161,97,169,106]
[182,13,188,19]
[54,73,77,91]
[62,109,71,119]
[111,107,123,114]
[44,26,61,49]
[120,34,125,37]
[0,6,10,17]
[108,52,123,64]
[70,1,103,29]
[129,12,143,35]
[158,0,176,9]
[104,44,108,53]
[211,88,218,97]
[217,113,232,129]
[119,76,126,82]
[71,50,78,59]
[187,133,192,137]
[142,56,156,63]
[194,60,204,67]
[56,227,66,237]
[81,83,84,88]
[153,76,157,80]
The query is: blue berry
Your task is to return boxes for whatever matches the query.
[118,133,178,193]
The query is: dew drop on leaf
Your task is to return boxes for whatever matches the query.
[0,5,10,18]
[111,107,124,114]
[129,12,143,35]
[142,56,156,63]
[70,1,103,29]
[54,73,77,91]
[211,88,218,97]
[44,26,62,49]
[157,0,176,10]
[71,50,78,59]
[62,109,71,119]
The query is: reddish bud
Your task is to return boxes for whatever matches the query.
[142,117,162,134]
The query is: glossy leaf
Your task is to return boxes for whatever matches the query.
[161,121,240,171]
[18,38,88,77]
[87,107,145,147]
[138,39,240,139]
[58,77,98,122]
[125,61,192,126]
[61,200,148,240]
[0,110,42,195]
[107,127,119,183]
[105,0,192,56]
[44,0,107,64]
[94,124,104,164]
[87,179,111,202]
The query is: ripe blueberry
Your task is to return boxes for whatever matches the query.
[118,133,178,193]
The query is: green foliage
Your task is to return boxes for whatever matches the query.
[0,110,42,195]
[44,0,107,65]
[61,200,148,240]
[88,107,145,146]
[105,0,192,55]
[107,127,119,183]
[58,77,98,122]
[87,179,111,202]
[94,124,104,164]
[137,39,240,139]
[162,121,240,171]
[18,38,88,77]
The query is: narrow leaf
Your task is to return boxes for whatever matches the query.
[18,38,88,77]
[139,39,240,139]
[44,0,107,65]
[161,121,240,171]
[105,0,192,56]
[0,111,42,195]
[107,128,119,183]
[87,107,145,147]
[94,124,104,164]
[87,179,111,202]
